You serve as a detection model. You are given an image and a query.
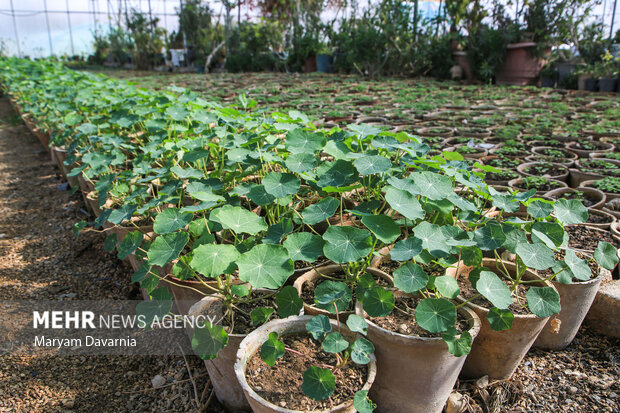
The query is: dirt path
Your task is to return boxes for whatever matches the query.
[0,98,218,412]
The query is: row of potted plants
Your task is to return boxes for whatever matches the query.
[2,57,618,413]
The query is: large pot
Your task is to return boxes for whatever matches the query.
[496,43,548,86]
[508,177,567,196]
[517,161,569,182]
[448,259,556,380]
[585,280,620,338]
[354,297,480,413]
[568,158,620,187]
[188,295,250,412]
[534,266,610,350]
[234,315,377,413]
[293,265,392,321]
[580,179,620,202]
[544,187,606,210]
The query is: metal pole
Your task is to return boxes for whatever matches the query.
[43,0,54,56]
[66,0,75,55]
[163,0,167,30]
[9,0,21,57]
[602,0,608,26]
[610,0,618,42]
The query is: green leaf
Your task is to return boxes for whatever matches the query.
[393,262,428,293]
[322,332,349,353]
[263,219,293,244]
[385,186,425,221]
[147,232,189,267]
[434,275,460,299]
[564,249,592,281]
[104,233,118,252]
[262,172,300,198]
[237,244,294,289]
[527,200,554,219]
[302,366,335,401]
[286,129,326,154]
[407,171,453,200]
[362,286,394,317]
[247,184,276,206]
[153,208,192,234]
[136,298,172,330]
[302,197,340,225]
[531,222,565,249]
[170,165,203,179]
[361,214,401,244]
[231,285,250,297]
[353,390,376,413]
[554,198,588,225]
[314,280,352,313]
[346,314,369,335]
[316,160,359,188]
[350,336,375,364]
[516,242,556,270]
[190,244,239,276]
[473,221,506,251]
[283,232,325,262]
[251,307,274,326]
[413,221,450,258]
[526,286,561,318]
[186,182,225,203]
[306,315,331,341]
[211,205,267,235]
[389,238,423,262]
[415,298,457,333]
[322,226,373,263]
[594,241,619,270]
[487,307,514,331]
[165,105,189,121]
[192,323,229,360]
[276,286,303,318]
[442,329,472,357]
[285,152,316,173]
[354,155,391,176]
[260,332,285,367]
[476,271,513,309]
[107,204,137,225]
[461,246,482,266]
[117,231,143,260]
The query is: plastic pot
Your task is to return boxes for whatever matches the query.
[234,315,377,413]
[293,265,392,321]
[544,187,606,210]
[534,266,610,350]
[447,259,556,380]
[353,296,480,413]
[188,295,250,412]
[598,78,617,92]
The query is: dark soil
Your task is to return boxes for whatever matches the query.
[245,335,367,410]
[566,226,617,251]
[586,212,613,224]
[514,180,563,192]
[225,296,276,334]
[457,273,534,315]
[369,295,468,337]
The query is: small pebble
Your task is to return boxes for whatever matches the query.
[151,375,166,388]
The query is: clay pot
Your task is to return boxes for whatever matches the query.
[544,187,606,210]
[50,146,80,189]
[165,276,221,317]
[517,162,569,182]
[569,158,620,187]
[529,146,578,167]
[293,265,393,321]
[234,316,377,413]
[416,127,454,138]
[580,208,616,229]
[580,179,620,202]
[354,296,480,413]
[496,42,548,86]
[188,296,251,411]
[508,177,567,196]
[448,259,556,380]
[566,141,614,158]
[534,264,611,350]
[585,280,620,338]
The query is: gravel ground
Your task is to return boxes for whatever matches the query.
[0,90,618,413]
[0,98,223,412]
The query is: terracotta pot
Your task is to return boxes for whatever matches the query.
[85,191,102,217]
[529,146,578,167]
[580,179,620,201]
[534,266,610,350]
[165,276,221,316]
[565,141,614,158]
[508,177,567,196]
[517,161,569,182]
[579,208,616,229]
[354,296,480,413]
[188,296,250,411]
[496,42,548,86]
[234,316,377,413]
[544,187,606,210]
[293,265,393,321]
[585,280,620,338]
[568,158,620,187]
[447,259,556,380]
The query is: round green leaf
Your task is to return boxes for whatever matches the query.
[283,232,325,262]
[353,154,391,176]
[527,200,554,219]
[393,262,428,293]
[442,329,472,357]
[153,208,193,234]
[147,232,189,267]
[531,222,565,249]
[526,286,561,318]
[434,275,460,299]
[516,242,556,270]
[473,221,506,251]
[306,315,332,341]
[350,336,375,365]
[302,197,340,225]
[385,186,425,221]
[564,249,592,281]
[353,390,376,413]
[276,286,303,318]
[322,226,373,263]
[302,366,335,401]
[117,230,143,260]
[260,332,285,367]
[322,332,349,353]
[316,159,359,188]
[211,205,267,235]
[285,129,326,154]
[314,280,352,313]
[362,286,395,317]
[476,271,513,309]
[361,214,401,244]
[389,238,423,262]
[251,307,274,326]
[487,307,514,331]
[594,241,619,271]
[407,171,453,200]
[136,298,172,330]
[236,244,294,289]
[415,298,457,333]
[346,314,369,335]
[247,184,276,206]
[190,244,239,277]
[554,198,588,225]
[285,152,316,173]
[262,172,300,199]
[192,322,229,360]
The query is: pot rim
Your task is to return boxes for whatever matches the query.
[187,295,248,339]
[234,315,377,413]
